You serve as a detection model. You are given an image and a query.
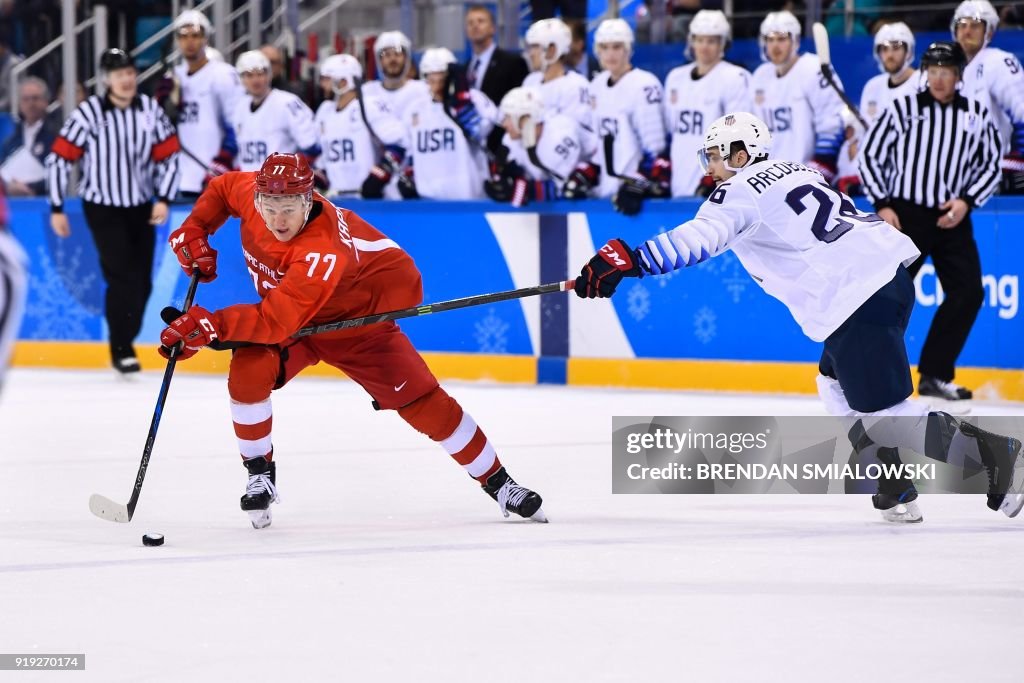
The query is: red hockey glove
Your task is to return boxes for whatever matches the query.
[159,306,220,360]
[168,225,218,282]
[202,150,234,188]
[574,238,642,299]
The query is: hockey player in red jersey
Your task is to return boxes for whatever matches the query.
[159,152,546,528]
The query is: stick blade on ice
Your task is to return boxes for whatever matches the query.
[812,22,831,65]
[89,494,131,523]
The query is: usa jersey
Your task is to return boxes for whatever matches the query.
[404,91,496,199]
[638,160,920,341]
[523,70,594,134]
[503,113,594,187]
[590,68,667,198]
[663,60,753,196]
[751,54,845,166]
[314,95,406,195]
[174,59,245,193]
[361,79,431,120]
[960,46,1024,155]
[232,89,320,171]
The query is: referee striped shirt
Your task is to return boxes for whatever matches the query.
[46,93,180,211]
[859,90,1002,210]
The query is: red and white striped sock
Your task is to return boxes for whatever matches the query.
[231,398,273,461]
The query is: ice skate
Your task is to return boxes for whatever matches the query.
[959,422,1024,517]
[240,457,279,529]
[483,467,547,522]
[918,376,972,415]
[871,448,922,523]
[113,356,140,381]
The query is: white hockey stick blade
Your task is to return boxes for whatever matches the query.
[89,494,131,523]
[812,22,831,65]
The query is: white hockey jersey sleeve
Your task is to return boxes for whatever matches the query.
[631,73,668,160]
[468,89,498,141]
[636,181,758,274]
[363,95,410,152]
[284,95,322,156]
[988,50,1024,154]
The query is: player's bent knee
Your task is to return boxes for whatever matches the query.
[397,386,463,441]
[228,346,282,403]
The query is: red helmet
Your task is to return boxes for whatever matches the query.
[255,153,314,195]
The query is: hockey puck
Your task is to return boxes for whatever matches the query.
[142,533,164,547]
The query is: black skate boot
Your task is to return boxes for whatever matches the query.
[958,422,1024,517]
[482,467,547,522]
[240,457,279,529]
[872,448,922,523]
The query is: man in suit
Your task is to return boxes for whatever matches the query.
[464,4,530,158]
[0,76,58,196]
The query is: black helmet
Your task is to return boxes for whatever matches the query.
[920,41,967,71]
[99,48,134,72]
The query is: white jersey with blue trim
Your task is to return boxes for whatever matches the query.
[232,89,320,171]
[663,60,753,196]
[314,95,407,195]
[361,79,431,120]
[173,59,244,193]
[751,54,846,165]
[960,46,1024,155]
[636,160,920,341]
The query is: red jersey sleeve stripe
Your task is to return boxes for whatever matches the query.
[151,135,181,162]
[51,136,84,161]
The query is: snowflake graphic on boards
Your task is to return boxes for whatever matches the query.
[24,244,98,339]
[474,309,509,353]
[694,306,717,344]
[626,281,650,321]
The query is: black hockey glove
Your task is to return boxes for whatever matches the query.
[574,238,642,299]
[612,177,648,216]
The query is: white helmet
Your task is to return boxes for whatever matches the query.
[500,87,545,146]
[873,22,915,72]
[320,54,363,96]
[951,1,999,46]
[235,49,271,75]
[593,18,634,56]
[759,11,801,61]
[687,10,731,61]
[205,47,224,62]
[699,112,772,173]
[526,19,572,67]
[375,30,412,56]
[419,47,457,76]
[174,9,211,36]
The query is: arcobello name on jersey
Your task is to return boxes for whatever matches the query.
[744,161,815,195]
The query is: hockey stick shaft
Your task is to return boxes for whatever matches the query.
[295,279,576,338]
[89,271,202,523]
[812,22,869,130]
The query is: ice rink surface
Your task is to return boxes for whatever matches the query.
[1,368,1023,682]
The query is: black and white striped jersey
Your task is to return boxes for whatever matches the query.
[47,93,180,210]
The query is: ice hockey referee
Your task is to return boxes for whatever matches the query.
[858,40,1001,405]
[46,48,180,375]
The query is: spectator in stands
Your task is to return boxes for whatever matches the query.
[260,44,306,100]
[46,81,86,130]
[530,0,587,22]
[0,77,57,196]
[0,29,25,112]
[566,19,600,79]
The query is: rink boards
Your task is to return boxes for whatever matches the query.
[7,197,1024,399]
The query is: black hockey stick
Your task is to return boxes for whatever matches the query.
[526,145,564,181]
[812,22,869,130]
[89,271,202,523]
[602,134,630,179]
[295,279,575,337]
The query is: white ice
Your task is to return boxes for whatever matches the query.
[1,368,1022,682]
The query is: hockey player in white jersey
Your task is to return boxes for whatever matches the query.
[575,112,1024,524]
[837,22,921,196]
[484,86,594,206]
[751,11,846,184]
[663,9,752,197]
[401,48,497,199]
[361,31,430,121]
[565,19,667,216]
[164,10,245,198]
[314,53,410,198]
[232,50,321,173]
[522,19,594,140]
[951,0,1024,193]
